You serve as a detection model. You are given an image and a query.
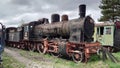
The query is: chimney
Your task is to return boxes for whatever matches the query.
[51,14,60,23]
[61,15,69,21]
[79,4,86,18]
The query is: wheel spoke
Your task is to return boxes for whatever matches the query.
[50,52,60,57]
[72,52,84,63]
[37,43,44,53]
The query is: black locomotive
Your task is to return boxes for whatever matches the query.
[5,4,100,62]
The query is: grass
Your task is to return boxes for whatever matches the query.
[5,48,120,68]
[106,52,120,68]
[1,52,25,68]
[19,50,108,68]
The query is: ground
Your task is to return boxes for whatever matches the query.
[2,47,120,68]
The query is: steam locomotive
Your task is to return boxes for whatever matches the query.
[5,4,101,62]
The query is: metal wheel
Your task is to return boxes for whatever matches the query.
[9,43,12,47]
[21,44,25,49]
[24,42,28,50]
[107,46,114,53]
[17,44,20,49]
[28,43,36,51]
[37,43,44,53]
[72,52,84,63]
[50,52,60,57]
[13,44,16,48]
[28,43,31,50]
[18,44,21,49]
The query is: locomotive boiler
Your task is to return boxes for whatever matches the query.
[34,5,94,43]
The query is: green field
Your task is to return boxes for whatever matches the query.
[19,50,120,68]
[1,52,25,68]
[2,49,120,68]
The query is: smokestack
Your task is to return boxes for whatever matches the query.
[51,14,60,23]
[79,4,86,18]
[61,15,69,21]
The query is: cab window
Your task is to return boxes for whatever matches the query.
[97,27,104,35]
[100,27,104,35]
[24,25,29,31]
[106,27,111,34]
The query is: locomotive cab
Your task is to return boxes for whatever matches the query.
[23,23,35,40]
[94,23,115,51]
[94,22,120,51]
[23,24,29,40]
[22,21,42,40]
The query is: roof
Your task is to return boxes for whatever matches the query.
[6,27,17,29]
[95,23,114,27]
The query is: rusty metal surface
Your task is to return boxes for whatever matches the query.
[34,16,95,43]
[34,18,85,39]
[5,4,104,63]
[65,41,101,62]
[58,41,68,56]
[61,15,69,21]
[85,42,101,54]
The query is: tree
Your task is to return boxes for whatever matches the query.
[99,0,120,22]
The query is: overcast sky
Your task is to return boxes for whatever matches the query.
[0,0,101,27]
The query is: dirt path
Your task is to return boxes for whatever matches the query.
[4,48,54,68]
